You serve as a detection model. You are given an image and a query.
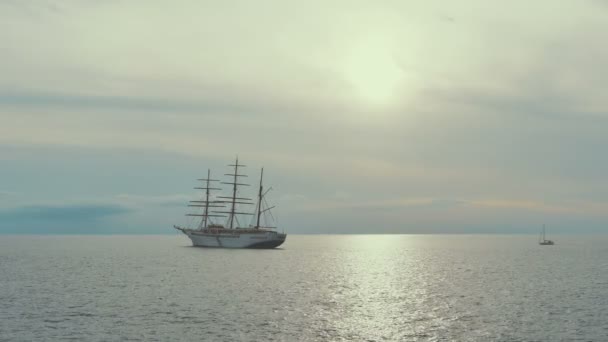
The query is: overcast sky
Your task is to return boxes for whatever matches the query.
[1,0,607,234]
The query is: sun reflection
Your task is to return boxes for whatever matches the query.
[316,235,425,340]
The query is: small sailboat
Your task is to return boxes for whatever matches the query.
[538,224,555,245]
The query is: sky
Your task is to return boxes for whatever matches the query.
[1,0,608,234]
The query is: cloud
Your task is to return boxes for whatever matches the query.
[0,204,133,221]
[0,190,18,197]
[0,203,136,234]
[114,193,192,208]
[0,90,223,113]
[1,1,607,233]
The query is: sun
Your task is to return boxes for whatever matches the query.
[343,37,404,107]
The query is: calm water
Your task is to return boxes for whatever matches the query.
[1,234,607,341]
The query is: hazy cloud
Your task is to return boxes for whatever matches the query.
[1,0,607,233]
[0,204,133,221]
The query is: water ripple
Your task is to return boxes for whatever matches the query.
[1,234,607,341]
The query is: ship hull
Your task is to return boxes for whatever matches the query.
[177,227,286,249]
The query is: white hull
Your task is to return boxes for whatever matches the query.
[177,227,286,248]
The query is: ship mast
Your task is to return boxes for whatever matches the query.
[256,168,264,229]
[254,167,276,229]
[186,169,225,229]
[201,169,212,228]
[216,157,253,229]
[229,158,241,229]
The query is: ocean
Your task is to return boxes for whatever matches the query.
[1,234,607,341]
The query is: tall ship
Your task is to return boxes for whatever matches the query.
[174,158,286,248]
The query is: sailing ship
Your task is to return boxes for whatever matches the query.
[173,158,286,248]
[538,224,555,245]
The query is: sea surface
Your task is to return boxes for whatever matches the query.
[1,234,607,341]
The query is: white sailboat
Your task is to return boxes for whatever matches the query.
[538,224,555,245]
[173,158,286,248]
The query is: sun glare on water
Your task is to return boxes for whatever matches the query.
[344,37,404,107]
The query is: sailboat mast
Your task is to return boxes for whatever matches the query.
[215,157,253,228]
[542,224,546,241]
[189,170,223,229]
[229,158,239,229]
[203,169,211,229]
[256,168,264,229]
